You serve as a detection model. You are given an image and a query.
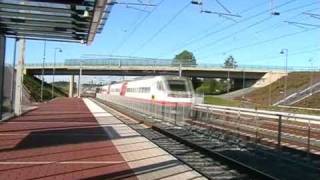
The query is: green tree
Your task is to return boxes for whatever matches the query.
[172,50,197,66]
[196,79,227,95]
[208,79,218,93]
[224,55,237,68]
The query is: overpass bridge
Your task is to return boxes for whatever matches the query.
[25,58,289,93]
[25,58,286,80]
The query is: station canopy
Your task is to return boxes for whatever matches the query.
[0,0,113,44]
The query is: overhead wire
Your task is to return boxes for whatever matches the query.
[194,16,273,53]
[284,21,320,28]
[161,0,297,58]
[255,47,320,64]
[197,1,320,58]
[125,5,152,13]
[110,10,148,55]
[209,12,317,57]
[157,0,269,58]
[193,0,317,54]
[200,27,319,60]
[254,11,306,34]
[251,7,320,34]
[215,0,232,13]
[129,1,191,56]
[111,0,166,55]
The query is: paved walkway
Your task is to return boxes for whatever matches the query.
[0,98,205,180]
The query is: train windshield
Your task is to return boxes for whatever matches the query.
[167,80,187,91]
[166,78,193,98]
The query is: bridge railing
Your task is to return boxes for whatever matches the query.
[25,58,317,72]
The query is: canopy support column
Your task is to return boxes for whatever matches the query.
[14,39,25,116]
[0,35,6,119]
[69,75,74,97]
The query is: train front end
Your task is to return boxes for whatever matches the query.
[156,76,195,123]
[163,76,194,105]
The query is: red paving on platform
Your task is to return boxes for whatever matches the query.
[0,98,137,180]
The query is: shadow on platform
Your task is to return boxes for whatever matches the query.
[15,126,116,149]
[85,159,181,180]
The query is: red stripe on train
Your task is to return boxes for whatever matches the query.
[100,94,192,107]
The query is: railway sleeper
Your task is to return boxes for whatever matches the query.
[180,119,320,178]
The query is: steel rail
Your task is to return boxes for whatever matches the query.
[92,98,278,180]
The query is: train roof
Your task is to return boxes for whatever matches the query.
[107,75,188,86]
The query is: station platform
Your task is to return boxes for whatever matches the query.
[0,98,205,180]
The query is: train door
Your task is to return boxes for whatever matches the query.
[120,82,128,96]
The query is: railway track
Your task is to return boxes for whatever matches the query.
[92,98,320,180]
[192,105,320,153]
[137,128,248,179]
[92,98,265,179]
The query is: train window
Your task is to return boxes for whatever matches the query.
[167,80,187,91]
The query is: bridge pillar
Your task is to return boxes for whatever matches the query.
[69,75,74,97]
[14,38,25,116]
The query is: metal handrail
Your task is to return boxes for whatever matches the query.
[194,104,320,121]
[25,61,317,72]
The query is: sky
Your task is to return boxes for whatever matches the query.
[4,0,320,70]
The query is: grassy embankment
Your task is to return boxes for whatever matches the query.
[241,72,320,105]
[294,91,320,108]
[23,75,68,101]
[204,95,320,115]
[204,72,320,115]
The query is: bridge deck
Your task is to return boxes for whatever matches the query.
[0,98,204,180]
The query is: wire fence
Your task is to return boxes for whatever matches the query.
[192,104,320,155]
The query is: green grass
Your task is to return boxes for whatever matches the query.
[204,95,320,115]
[294,91,320,108]
[240,72,320,106]
[24,75,67,102]
[204,96,241,107]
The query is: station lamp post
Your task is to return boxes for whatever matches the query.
[52,48,62,99]
[309,58,314,95]
[78,60,83,98]
[40,40,46,102]
[280,48,288,98]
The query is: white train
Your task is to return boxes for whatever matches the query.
[96,76,195,122]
